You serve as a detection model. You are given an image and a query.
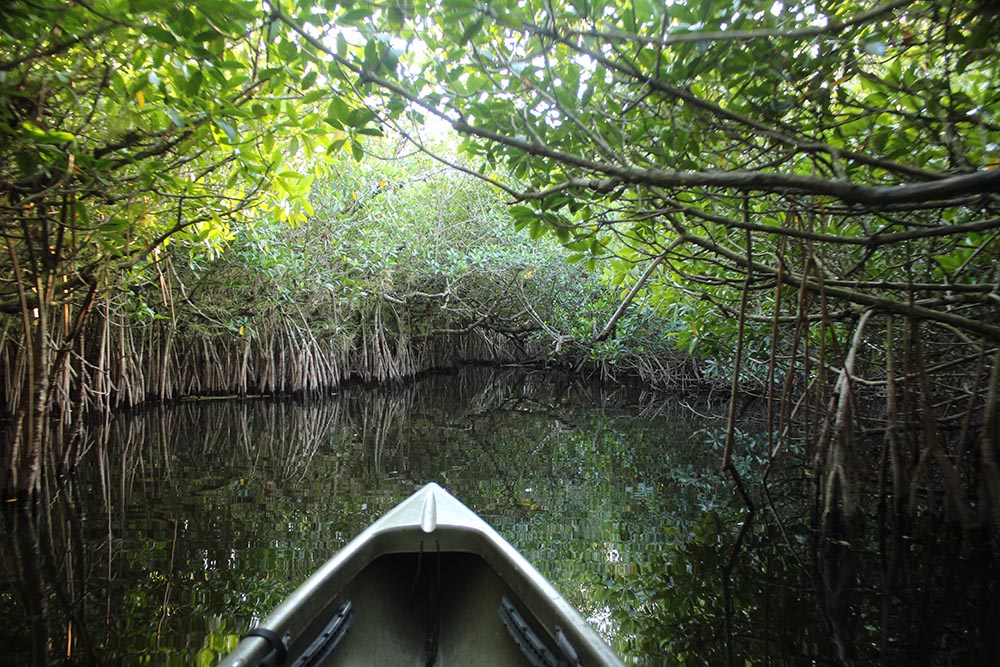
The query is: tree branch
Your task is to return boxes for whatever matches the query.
[595,241,678,342]
[674,227,1000,343]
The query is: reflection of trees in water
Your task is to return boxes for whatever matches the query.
[0,366,705,665]
[2,398,358,666]
[3,365,995,665]
[2,478,99,666]
[619,415,1000,665]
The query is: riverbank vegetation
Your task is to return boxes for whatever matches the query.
[3,0,1000,663]
[1,133,692,417]
[116,139,695,403]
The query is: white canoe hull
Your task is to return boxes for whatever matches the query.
[219,482,625,667]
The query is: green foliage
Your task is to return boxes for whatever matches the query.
[34,0,995,411]
[1,0,329,266]
[167,134,675,374]
[0,0,387,491]
[262,0,1000,382]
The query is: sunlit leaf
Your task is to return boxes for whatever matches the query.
[214,118,237,143]
[166,109,186,127]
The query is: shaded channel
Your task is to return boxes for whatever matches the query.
[1,366,997,665]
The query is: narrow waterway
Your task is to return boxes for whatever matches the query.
[2,367,996,665]
[1,368,738,664]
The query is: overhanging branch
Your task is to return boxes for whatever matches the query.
[675,229,1000,343]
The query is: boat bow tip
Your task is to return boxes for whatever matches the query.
[419,484,439,533]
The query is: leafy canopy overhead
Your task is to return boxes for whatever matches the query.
[276,0,1000,347]
[3,0,999,351]
[0,0,398,329]
[0,0,380,491]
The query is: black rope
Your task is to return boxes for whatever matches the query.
[425,540,441,667]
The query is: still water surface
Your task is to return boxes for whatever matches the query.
[3,367,848,665]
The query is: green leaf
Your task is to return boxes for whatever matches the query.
[259,67,285,80]
[339,8,372,25]
[142,25,176,44]
[21,121,75,144]
[100,218,129,233]
[363,40,379,71]
[214,118,237,143]
[509,205,535,220]
[326,97,351,128]
[195,648,214,667]
[185,68,204,96]
[266,17,280,42]
[528,219,546,240]
[278,38,299,63]
[346,107,375,128]
[388,6,405,30]
[166,109,186,127]
[459,15,485,46]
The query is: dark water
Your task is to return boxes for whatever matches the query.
[1,368,735,664]
[2,367,997,665]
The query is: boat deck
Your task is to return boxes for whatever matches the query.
[327,551,533,666]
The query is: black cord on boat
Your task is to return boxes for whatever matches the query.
[410,540,424,595]
[408,541,442,665]
[288,600,354,667]
[424,540,441,667]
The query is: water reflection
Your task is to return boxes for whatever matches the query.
[2,368,727,664]
[4,367,996,665]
